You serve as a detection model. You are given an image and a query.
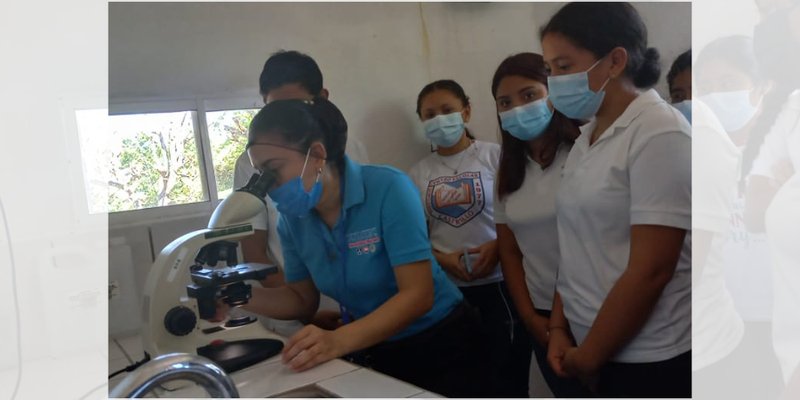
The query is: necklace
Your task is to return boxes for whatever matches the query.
[436,141,476,174]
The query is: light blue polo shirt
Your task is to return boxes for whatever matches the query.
[277,156,463,341]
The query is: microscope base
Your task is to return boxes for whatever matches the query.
[197,338,284,373]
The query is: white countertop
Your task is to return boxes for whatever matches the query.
[109,333,442,398]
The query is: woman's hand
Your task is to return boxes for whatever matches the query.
[281,324,348,372]
[562,346,601,384]
[526,314,550,347]
[468,240,499,279]
[310,309,344,330]
[433,249,472,282]
[207,299,231,323]
[547,327,574,378]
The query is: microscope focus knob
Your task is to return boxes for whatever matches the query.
[164,306,197,336]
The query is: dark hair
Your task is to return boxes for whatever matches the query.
[667,49,692,91]
[259,50,324,97]
[696,36,760,83]
[540,2,661,88]
[491,53,582,199]
[742,11,800,185]
[247,97,347,172]
[416,79,475,141]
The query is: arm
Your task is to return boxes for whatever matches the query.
[280,171,440,371]
[468,239,499,279]
[562,130,690,377]
[240,229,285,288]
[497,223,548,345]
[547,292,575,377]
[432,248,472,282]
[242,278,320,320]
[563,225,686,376]
[281,259,436,371]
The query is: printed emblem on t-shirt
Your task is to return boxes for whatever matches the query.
[426,171,485,227]
[347,227,381,256]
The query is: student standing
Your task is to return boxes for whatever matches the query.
[540,3,692,397]
[491,52,589,398]
[224,97,493,398]
[408,79,529,397]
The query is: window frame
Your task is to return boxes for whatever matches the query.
[99,95,261,228]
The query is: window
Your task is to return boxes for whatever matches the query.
[71,96,264,223]
[112,111,206,212]
[205,108,259,200]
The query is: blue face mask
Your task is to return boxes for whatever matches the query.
[699,91,757,133]
[547,57,610,120]
[423,112,465,148]
[267,148,322,218]
[499,97,554,141]
[672,100,692,123]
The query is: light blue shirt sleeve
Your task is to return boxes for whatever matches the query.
[276,215,311,283]
[380,173,435,267]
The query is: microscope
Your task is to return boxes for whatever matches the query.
[140,171,285,373]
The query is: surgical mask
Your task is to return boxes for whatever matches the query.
[267,148,322,218]
[672,100,692,123]
[699,91,757,133]
[547,57,611,120]
[499,97,554,141]
[423,112,465,148]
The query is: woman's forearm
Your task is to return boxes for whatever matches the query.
[578,225,685,367]
[578,263,674,367]
[242,284,319,321]
[497,226,539,325]
[333,285,432,355]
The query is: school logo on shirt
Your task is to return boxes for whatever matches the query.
[426,171,485,227]
[347,227,381,256]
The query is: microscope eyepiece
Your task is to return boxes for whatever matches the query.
[238,169,277,199]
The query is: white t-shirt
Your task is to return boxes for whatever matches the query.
[691,98,745,370]
[555,89,692,363]
[408,140,503,287]
[750,90,800,383]
[494,142,570,311]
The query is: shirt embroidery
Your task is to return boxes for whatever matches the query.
[426,171,485,227]
[347,227,381,255]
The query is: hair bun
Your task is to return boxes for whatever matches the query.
[634,47,662,88]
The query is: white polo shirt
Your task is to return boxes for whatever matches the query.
[692,99,744,370]
[555,89,692,363]
[494,142,571,311]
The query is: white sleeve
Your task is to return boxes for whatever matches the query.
[233,151,258,188]
[691,125,740,233]
[407,161,430,221]
[750,92,800,178]
[233,151,268,231]
[629,131,691,230]
[750,121,792,179]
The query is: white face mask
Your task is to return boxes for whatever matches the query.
[699,90,758,133]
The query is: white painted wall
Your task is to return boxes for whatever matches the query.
[110,2,691,171]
